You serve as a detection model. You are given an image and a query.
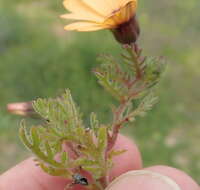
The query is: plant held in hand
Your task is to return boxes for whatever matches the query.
[19,0,166,189]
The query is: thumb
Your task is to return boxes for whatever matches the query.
[106,170,181,190]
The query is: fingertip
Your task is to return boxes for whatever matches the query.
[106,170,181,190]
[146,165,199,190]
[0,158,67,190]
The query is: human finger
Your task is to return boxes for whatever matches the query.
[106,166,199,190]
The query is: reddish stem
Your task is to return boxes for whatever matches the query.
[107,44,144,152]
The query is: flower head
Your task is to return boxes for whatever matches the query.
[61,0,139,44]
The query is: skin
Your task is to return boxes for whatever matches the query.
[0,135,199,190]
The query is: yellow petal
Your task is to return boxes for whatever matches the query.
[118,0,137,23]
[82,0,118,16]
[103,1,137,28]
[119,0,137,7]
[64,22,107,31]
[61,13,103,22]
[82,0,136,16]
[63,0,105,22]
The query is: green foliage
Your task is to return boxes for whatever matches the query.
[19,43,165,189]
[20,90,112,183]
[132,92,158,118]
[94,45,166,127]
[95,46,165,102]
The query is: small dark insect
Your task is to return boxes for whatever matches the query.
[64,174,88,190]
[73,173,89,186]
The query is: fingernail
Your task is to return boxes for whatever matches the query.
[106,170,181,190]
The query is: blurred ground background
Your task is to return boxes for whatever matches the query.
[0,0,200,183]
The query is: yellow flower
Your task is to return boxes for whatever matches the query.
[61,0,139,44]
[61,0,140,44]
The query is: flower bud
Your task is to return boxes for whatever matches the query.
[112,15,140,44]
